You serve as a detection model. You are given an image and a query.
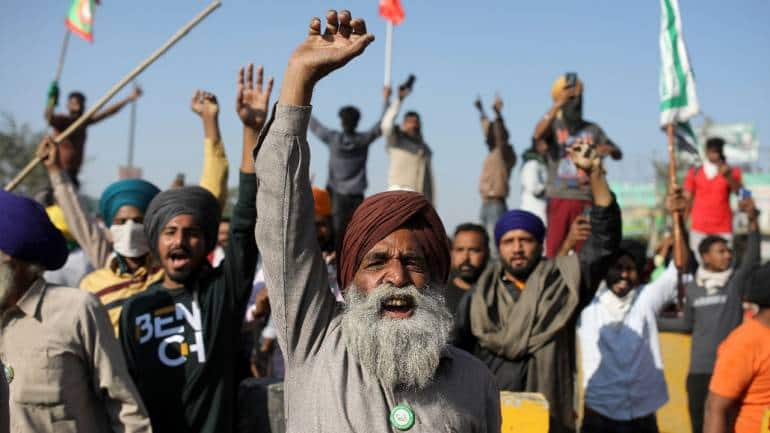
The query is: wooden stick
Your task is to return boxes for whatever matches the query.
[667,123,689,308]
[4,0,222,192]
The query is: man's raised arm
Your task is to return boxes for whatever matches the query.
[191,90,229,210]
[571,141,621,306]
[89,87,142,124]
[254,9,374,366]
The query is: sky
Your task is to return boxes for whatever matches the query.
[1,0,768,231]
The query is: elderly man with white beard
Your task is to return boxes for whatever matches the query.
[254,9,501,432]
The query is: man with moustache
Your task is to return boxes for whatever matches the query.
[446,223,489,316]
[577,189,690,433]
[455,139,621,433]
[117,63,269,433]
[0,190,150,433]
[254,10,500,432]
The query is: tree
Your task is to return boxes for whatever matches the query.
[0,114,47,198]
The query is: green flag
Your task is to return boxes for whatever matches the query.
[659,0,699,126]
[66,0,96,42]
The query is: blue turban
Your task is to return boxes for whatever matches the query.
[99,179,161,227]
[494,209,546,247]
[0,190,68,270]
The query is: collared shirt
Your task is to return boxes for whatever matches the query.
[0,279,150,433]
[577,263,680,420]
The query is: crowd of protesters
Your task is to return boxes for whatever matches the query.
[1,9,768,433]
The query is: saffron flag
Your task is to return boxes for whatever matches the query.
[659,0,699,126]
[379,0,405,25]
[66,0,96,42]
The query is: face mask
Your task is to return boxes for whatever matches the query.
[110,220,150,258]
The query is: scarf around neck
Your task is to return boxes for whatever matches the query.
[696,267,733,295]
[470,257,580,359]
[702,160,719,180]
[597,282,638,324]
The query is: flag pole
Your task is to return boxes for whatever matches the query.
[667,123,689,308]
[55,29,71,82]
[5,0,222,192]
[384,21,393,86]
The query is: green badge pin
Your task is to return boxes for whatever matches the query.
[4,365,13,384]
[389,404,415,431]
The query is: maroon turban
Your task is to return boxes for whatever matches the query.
[338,191,450,290]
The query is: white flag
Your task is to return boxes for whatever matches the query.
[659,0,699,126]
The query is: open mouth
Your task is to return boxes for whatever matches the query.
[380,294,416,319]
[168,250,190,268]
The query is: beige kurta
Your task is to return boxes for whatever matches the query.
[255,105,500,432]
[0,279,150,433]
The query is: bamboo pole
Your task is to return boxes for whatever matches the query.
[667,123,689,308]
[5,0,222,192]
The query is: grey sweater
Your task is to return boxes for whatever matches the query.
[254,105,501,433]
[659,231,760,374]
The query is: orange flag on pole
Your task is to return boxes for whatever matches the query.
[379,0,405,25]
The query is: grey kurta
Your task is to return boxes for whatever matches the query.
[254,105,501,433]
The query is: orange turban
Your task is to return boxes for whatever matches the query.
[551,74,584,101]
[312,186,332,218]
[338,191,450,290]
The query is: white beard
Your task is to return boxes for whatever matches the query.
[341,283,452,390]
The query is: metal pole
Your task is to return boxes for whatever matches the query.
[384,21,393,86]
[55,29,71,82]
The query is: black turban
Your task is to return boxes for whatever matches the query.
[144,186,221,254]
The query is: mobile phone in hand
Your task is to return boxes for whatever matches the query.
[399,74,416,93]
[565,72,577,88]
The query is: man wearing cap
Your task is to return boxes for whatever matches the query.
[116,63,267,433]
[308,90,388,238]
[40,89,232,333]
[704,264,770,433]
[255,10,500,432]
[454,139,620,433]
[532,73,622,258]
[0,190,150,433]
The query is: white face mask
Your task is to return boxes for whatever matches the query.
[110,220,150,258]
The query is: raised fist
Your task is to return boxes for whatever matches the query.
[191,90,219,118]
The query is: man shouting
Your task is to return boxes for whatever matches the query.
[254,10,500,432]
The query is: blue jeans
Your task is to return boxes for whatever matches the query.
[480,199,507,257]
